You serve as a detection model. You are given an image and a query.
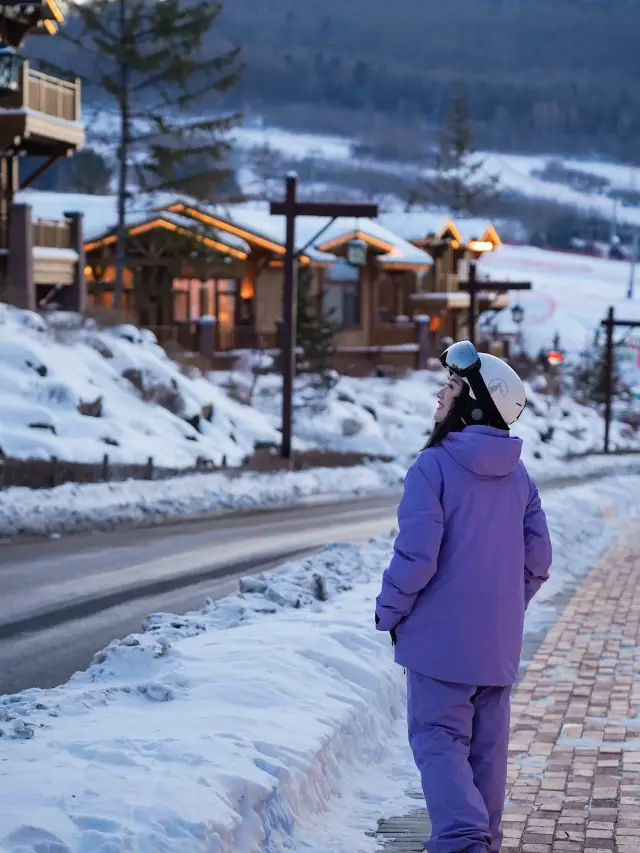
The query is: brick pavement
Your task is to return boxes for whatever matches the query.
[376,529,640,853]
[505,531,640,853]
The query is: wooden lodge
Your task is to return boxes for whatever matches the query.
[0,2,85,312]
[9,187,512,372]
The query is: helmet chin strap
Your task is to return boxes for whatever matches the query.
[459,385,509,431]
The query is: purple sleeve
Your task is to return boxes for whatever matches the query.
[376,456,443,632]
[523,480,552,608]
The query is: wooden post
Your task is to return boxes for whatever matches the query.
[270,182,378,460]
[280,173,298,461]
[102,453,110,482]
[468,262,477,347]
[146,456,154,480]
[603,306,615,454]
[50,456,58,488]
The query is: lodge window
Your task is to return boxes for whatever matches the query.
[324,279,361,326]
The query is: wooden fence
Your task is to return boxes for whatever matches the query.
[0,448,391,491]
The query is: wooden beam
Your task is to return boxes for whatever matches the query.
[19,152,67,191]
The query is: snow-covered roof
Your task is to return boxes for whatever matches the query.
[17,192,436,268]
[378,212,500,246]
[172,203,432,268]
[84,209,251,257]
[164,201,337,264]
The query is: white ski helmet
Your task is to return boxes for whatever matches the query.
[440,341,527,428]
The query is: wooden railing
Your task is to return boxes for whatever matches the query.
[32,218,72,249]
[21,61,81,123]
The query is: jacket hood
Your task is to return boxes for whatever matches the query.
[442,425,522,478]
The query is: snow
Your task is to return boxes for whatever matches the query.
[212,368,640,463]
[32,247,79,262]
[478,243,640,355]
[0,304,639,536]
[0,305,281,469]
[0,473,638,853]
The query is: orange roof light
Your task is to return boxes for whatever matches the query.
[166,203,286,255]
[45,0,65,23]
[85,218,247,260]
[42,18,58,34]
[318,230,394,254]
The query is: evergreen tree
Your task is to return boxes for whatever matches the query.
[53,0,243,308]
[574,343,627,406]
[412,82,500,215]
[296,266,337,394]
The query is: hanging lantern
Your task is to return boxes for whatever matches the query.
[0,45,23,96]
[511,303,525,325]
[346,238,367,268]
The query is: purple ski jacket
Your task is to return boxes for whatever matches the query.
[376,426,552,686]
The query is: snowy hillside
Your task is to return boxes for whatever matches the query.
[479,243,640,358]
[213,361,640,466]
[233,124,640,229]
[0,305,279,469]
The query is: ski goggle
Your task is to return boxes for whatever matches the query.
[439,341,481,378]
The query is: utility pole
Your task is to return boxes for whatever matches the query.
[601,307,640,453]
[628,228,638,300]
[270,174,377,459]
[461,262,531,348]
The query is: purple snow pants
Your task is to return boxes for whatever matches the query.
[407,670,511,853]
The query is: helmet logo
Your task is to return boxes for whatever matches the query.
[488,378,508,398]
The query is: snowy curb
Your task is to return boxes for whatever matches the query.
[2,453,640,539]
[1,477,640,853]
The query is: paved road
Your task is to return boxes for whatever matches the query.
[0,492,400,695]
[1,465,631,697]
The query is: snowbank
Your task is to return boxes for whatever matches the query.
[0,475,638,853]
[3,448,640,539]
[0,305,280,469]
[213,366,640,462]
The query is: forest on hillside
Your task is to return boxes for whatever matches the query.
[25,0,640,161]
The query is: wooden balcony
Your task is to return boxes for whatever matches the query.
[32,218,76,286]
[32,218,72,250]
[0,60,84,152]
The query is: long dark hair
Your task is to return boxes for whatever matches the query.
[423,385,469,449]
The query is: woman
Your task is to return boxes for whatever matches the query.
[376,341,552,853]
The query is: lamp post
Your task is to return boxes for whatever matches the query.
[270,175,378,460]
[511,303,525,355]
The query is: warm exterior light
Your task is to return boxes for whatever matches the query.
[45,0,65,23]
[240,278,255,300]
[511,304,525,325]
[86,218,247,260]
[547,350,564,366]
[468,240,494,253]
[319,230,394,255]
[166,202,286,255]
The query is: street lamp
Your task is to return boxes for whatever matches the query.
[511,303,525,326]
[511,303,525,357]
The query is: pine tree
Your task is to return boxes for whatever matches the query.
[412,81,500,215]
[575,344,624,406]
[296,266,337,394]
[54,0,243,309]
